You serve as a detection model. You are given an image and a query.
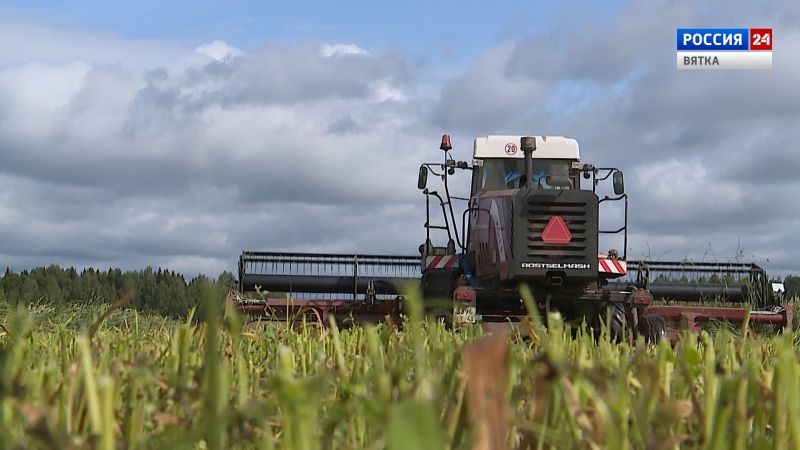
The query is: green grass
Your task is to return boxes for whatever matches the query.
[1,288,800,449]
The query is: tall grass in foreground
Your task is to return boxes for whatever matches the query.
[0,288,800,449]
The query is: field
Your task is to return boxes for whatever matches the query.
[2,286,800,449]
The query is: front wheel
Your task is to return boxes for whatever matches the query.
[639,315,667,343]
[587,302,627,341]
[431,308,453,329]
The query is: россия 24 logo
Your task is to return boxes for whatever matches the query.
[676,28,772,70]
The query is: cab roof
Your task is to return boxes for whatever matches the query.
[473,135,580,160]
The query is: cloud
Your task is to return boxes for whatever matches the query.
[194,40,243,62]
[433,43,546,131]
[320,43,370,58]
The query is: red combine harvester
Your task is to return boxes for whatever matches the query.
[231,135,790,340]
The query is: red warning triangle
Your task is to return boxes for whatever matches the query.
[541,216,572,244]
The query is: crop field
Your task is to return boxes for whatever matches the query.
[1,286,800,449]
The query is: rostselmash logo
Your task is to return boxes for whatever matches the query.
[677,28,772,70]
[521,262,591,270]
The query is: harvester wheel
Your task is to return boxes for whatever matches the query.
[639,315,667,343]
[598,302,626,341]
[431,308,453,330]
[339,316,357,330]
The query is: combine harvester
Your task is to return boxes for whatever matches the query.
[231,135,790,340]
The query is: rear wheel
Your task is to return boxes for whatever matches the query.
[421,268,460,302]
[421,267,460,330]
[639,315,667,343]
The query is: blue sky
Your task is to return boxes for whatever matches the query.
[2,1,626,60]
[0,0,798,277]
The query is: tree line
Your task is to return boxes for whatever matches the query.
[786,276,800,298]
[1,265,235,319]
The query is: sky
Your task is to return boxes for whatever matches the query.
[0,0,798,278]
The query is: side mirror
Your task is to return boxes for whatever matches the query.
[613,171,625,195]
[417,166,428,190]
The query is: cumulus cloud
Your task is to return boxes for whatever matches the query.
[320,43,370,58]
[194,40,243,62]
[433,43,546,131]
[369,79,406,102]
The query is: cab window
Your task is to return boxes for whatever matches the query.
[476,158,576,192]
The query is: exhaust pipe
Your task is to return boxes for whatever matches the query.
[520,136,536,188]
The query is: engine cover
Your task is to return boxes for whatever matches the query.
[512,188,599,283]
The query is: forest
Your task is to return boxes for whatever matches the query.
[0,265,235,318]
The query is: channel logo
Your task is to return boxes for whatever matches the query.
[676,28,772,70]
